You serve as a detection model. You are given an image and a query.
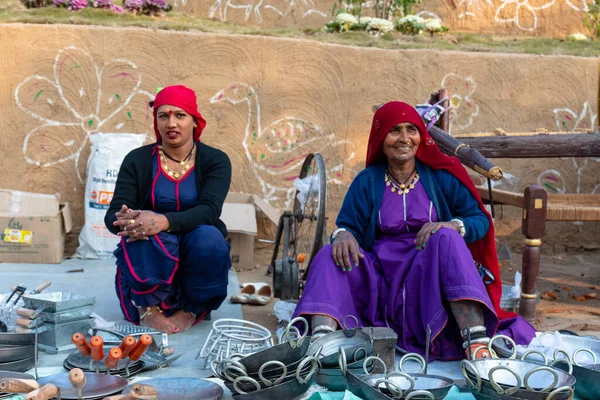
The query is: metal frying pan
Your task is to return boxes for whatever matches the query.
[0,345,34,363]
[0,356,35,372]
[38,372,128,400]
[124,377,223,400]
[0,332,35,346]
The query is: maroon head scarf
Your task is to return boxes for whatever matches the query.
[152,85,207,142]
[366,101,512,320]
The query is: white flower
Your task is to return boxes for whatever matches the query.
[335,13,357,24]
[424,18,442,32]
[566,32,591,41]
[358,16,373,24]
[15,46,153,182]
[397,15,425,25]
[367,18,395,33]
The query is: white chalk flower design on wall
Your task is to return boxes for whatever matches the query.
[495,0,556,31]
[15,46,153,181]
[441,73,480,133]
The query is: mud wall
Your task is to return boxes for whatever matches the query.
[0,24,598,255]
[172,0,591,38]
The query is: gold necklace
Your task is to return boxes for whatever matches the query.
[385,171,419,195]
[159,145,193,178]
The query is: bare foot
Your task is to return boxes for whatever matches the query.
[140,307,178,335]
[168,310,196,332]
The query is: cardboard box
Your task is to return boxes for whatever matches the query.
[221,192,279,269]
[0,189,73,264]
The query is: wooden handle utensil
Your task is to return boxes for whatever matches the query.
[68,368,86,389]
[25,384,58,400]
[16,308,36,319]
[0,378,40,393]
[72,332,92,357]
[130,383,158,399]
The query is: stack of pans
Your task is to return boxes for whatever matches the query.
[213,317,318,400]
[491,331,599,400]
[344,353,454,400]
[461,358,576,400]
[308,329,373,391]
[308,317,374,391]
[0,332,35,372]
[63,347,145,377]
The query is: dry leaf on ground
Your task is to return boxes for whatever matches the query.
[541,291,559,301]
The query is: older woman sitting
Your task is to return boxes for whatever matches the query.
[105,85,232,334]
[293,101,535,360]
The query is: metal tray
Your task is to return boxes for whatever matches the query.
[0,356,35,372]
[124,377,223,400]
[0,345,34,363]
[38,372,128,400]
[26,304,94,325]
[22,292,96,313]
[38,318,95,348]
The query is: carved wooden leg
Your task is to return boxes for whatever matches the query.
[519,185,547,324]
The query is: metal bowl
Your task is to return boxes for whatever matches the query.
[462,358,575,400]
[307,328,372,368]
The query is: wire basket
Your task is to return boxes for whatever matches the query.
[196,318,274,369]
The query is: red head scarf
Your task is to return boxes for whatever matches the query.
[152,85,207,142]
[366,101,512,320]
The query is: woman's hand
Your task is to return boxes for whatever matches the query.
[115,205,141,223]
[331,231,364,272]
[114,209,170,242]
[414,221,460,250]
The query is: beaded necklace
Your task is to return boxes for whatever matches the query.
[159,144,195,179]
[385,169,419,195]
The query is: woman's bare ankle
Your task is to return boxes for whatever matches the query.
[139,305,178,334]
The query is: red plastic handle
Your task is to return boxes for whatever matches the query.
[104,348,122,370]
[128,335,153,361]
[90,336,104,362]
[71,333,91,357]
[118,336,136,359]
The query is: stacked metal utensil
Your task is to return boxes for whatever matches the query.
[17,291,96,354]
[0,283,52,373]
[492,331,599,400]
[343,352,454,400]
[461,334,577,400]
[308,318,375,391]
[212,317,319,400]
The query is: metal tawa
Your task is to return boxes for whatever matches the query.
[125,377,223,400]
[38,372,128,400]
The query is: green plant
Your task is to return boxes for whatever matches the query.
[395,14,424,35]
[584,0,600,38]
[20,0,52,8]
[331,0,366,18]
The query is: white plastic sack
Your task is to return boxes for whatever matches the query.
[74,133,146,259]
[293,174,321,213]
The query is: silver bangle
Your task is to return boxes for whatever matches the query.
[461,325,487,339]
[312,324,335,335]
[331,228,347,241]
[451,218,466,237]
